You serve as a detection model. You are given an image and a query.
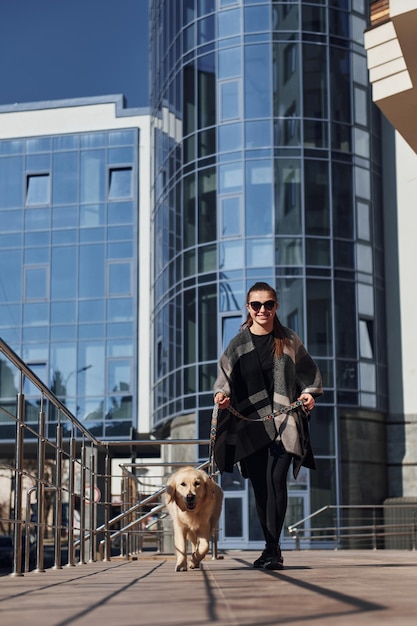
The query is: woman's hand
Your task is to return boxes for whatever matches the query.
[298,393,315,411]
[214,392,230,409]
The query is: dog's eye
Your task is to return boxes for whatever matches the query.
[180,482,186,487]
[194,481,200,487]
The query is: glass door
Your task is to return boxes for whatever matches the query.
[219,465,311,549]
[218,466,248,548]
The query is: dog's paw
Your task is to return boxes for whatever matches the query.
[175,563,187,572]
[189,553,201,569]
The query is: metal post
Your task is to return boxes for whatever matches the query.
[67,437,76,567]
[89,449,96,562]
[54,423,63,569]
[80,444,86,564]
[35,407,46,572]
[25,487,36,573]
[12,385,25,577]
[104,448,111,561]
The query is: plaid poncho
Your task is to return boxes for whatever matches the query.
[213,325,323,478]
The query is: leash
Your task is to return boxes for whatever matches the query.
[225,399,309,423]
[208,399,308,477]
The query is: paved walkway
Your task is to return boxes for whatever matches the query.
[1,550,416,626]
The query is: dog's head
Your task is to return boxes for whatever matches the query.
[165,466,209,512]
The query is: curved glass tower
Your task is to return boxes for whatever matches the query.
[150,1,386,547]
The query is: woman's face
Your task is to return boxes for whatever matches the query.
[246,290,278,333]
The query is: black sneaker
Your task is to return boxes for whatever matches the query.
[253,544,282,569]
[263,552,284,570]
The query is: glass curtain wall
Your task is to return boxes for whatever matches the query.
[0,129,139,439]
[150,0,385,537]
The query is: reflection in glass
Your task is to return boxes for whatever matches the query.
[80,150,105,203]
[23,302,49,326]
[51,247,76,299]
[80,397,104,422]
[275,159,301,235]
[80,204,105,227]
[0,156,24,208]
[53,205,78,229]
[109,262,132,295]
[246,238,274,268]
[79,244,105,298]
[219,47,241,79]
[220,162,243,193]
[221,315,241,347]
[276,277,304,334]
[305,160,330,236]
[244,44,271,118]
[220,81,240,121]
[245,160,273,236]
[0,209,23,231]
[245,120,271,149]
[218,7,240,39]
[307,279,332,357]
[219,122,242,153]
[306,238,330,266]
[52,152,79,204]
[219,240,244,270]
[108,359,131,393]
[107,298,133,322]
[106,395,132,420]
[221,196,241,237]
[25,267,48,300]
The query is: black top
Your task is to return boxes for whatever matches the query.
[251,332,274,402]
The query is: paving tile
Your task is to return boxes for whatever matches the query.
[0,550,416,626]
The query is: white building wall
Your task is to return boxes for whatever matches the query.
[383,125,417,497]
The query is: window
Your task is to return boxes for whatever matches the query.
[284,42,296,83]
[24,266,48,300]
[26,173,50,205]
[108,168,133,199]
[108,262,132,296]
[23,362,47,396]
[220,81,240,121]
[359,319,374,359]
[221,196,241,237]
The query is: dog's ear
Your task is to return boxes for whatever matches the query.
[165,475,176,504]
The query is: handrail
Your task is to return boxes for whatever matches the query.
[0,336,217,575]
[0,338,101,444]
[288,504,417,550]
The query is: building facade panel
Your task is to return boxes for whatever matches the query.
[0,98,152,439]
[150,0,387,546]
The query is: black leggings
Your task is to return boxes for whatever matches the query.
[243,441,292,545]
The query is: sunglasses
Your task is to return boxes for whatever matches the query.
[248,300,276,312]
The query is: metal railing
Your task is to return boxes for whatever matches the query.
[288,504,417,551]
[0,338,217,576]
[3,337,417,579]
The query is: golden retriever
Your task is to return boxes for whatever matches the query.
[165,466,223,571]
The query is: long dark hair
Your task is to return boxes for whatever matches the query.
[242,282,290,357]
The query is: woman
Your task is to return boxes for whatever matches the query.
[213,282,322,569]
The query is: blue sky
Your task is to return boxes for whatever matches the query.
[0,0,150,109]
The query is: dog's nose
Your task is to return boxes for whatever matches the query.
[186,494,195,501]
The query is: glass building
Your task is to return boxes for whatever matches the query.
[0,97,151,440]
[150,1,387,547]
